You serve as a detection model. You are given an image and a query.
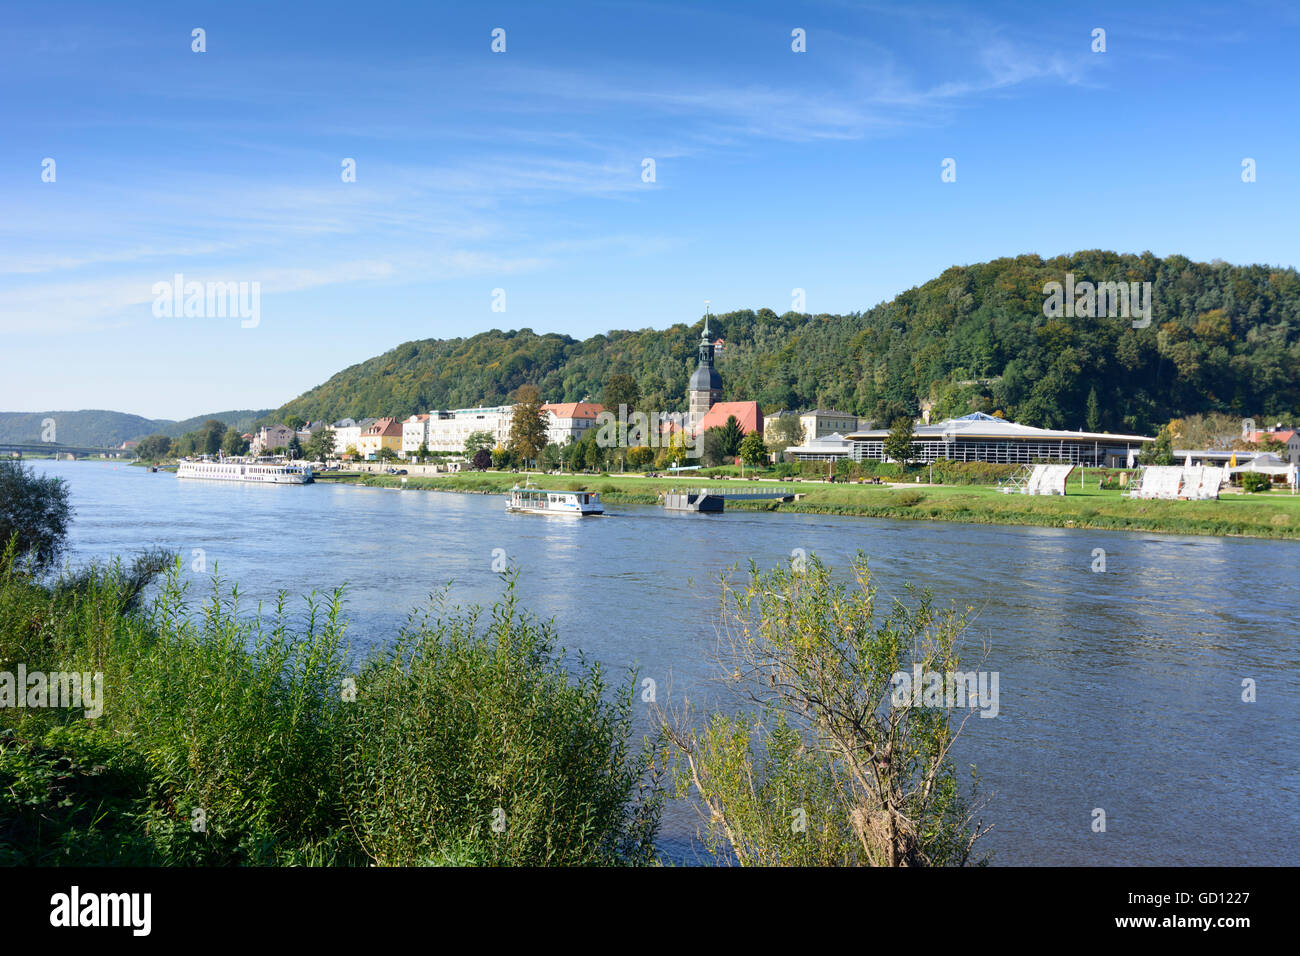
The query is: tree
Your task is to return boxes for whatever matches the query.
[508,385,549,467]
[701,428,727,467]
[718,415,744,459]
[284,415,306,431]
[1085,387,1100,432]
[661,554,989,866]
[1173,413,1243,450]
[602,374,640,419]
[344,445,359,460]
[136,434,174,461]
[540,442,562,472]
[287,434,304,460]
[656,429,692,469]
[222,429,250,457]
[766,415,805,455]
[378,447,397,461]
[415,443,430,462]
[1139,424,1175,465]
[198,419,227,456]
[884,417,915,465]
[464,430,495,457]
[627,446,654,470]
[305,429,334,462]
[740,432,767,467]
[471,448,492,471]
[0,460,72,573]
[491,445,511,470]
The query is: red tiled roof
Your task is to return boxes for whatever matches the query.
[695,401,763,436]
[1248,429,1297,443]
[363,417,402,437]
[543,402,605,420]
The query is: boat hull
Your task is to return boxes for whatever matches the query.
[506,505,602,516]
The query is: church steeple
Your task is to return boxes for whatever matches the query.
[688,303,722,428]
[698,314,715,368]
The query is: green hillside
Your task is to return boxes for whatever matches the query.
[274,252,1300,435]
[0,409,272,447]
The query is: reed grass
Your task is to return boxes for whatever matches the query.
[0,554,662,866]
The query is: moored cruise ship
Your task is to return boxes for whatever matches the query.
[506,480,602,515]
[176,457,314,484]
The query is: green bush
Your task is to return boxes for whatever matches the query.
[0,461,72,573]
[0,557,664,866]
[337,586,662,866]
[1241,472,1271,493]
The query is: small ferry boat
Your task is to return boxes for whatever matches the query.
[506,481,602,516]
[176,457,314,484]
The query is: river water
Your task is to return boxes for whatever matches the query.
[28,460,1300,865]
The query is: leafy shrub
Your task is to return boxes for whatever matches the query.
[1,556,663,866]
[1241,472,1271,493]
[337,584,662,866]
[664,554,988,866]
[0,461,72,573]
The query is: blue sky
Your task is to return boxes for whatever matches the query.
[2,0,1297,419]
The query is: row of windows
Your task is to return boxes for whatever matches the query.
[850,440,1118,465]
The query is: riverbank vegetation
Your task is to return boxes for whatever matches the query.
[662,555,989,865]
[0,551,663,865]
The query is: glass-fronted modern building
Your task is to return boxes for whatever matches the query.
[786,412,1153,467]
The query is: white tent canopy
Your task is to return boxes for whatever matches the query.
[1229,453,1295,476]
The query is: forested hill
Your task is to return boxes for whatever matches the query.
[276,251,1300,435]
[0,409,272,447]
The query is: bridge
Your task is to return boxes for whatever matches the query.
[0,442,131,459]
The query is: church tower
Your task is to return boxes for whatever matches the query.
[688,312,722,428]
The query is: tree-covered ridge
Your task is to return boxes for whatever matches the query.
[0,409,272,447]
[276,252,1300,435]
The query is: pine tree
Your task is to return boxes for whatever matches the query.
[719,416,744,458]
[1085,387,1100,432]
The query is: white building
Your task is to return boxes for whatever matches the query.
[331,418,375,457]
[542,402,604,446]
[424,406,514,453]
[402,414,431,457]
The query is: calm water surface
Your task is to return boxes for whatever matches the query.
[32,461,1300,865]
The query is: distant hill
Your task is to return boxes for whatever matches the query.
[0,409,272,447]
[274,252,1300,435]
[9,252,1298,445]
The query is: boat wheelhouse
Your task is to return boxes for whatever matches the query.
[176,457,314,484]
[506,482,602,516]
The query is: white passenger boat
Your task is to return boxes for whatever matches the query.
[506,481,602,516]
[176,457,314,484]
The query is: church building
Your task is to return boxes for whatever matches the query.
[685,314,763,438]
[688,317,722,428]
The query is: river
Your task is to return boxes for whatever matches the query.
[27,460,1300,865]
